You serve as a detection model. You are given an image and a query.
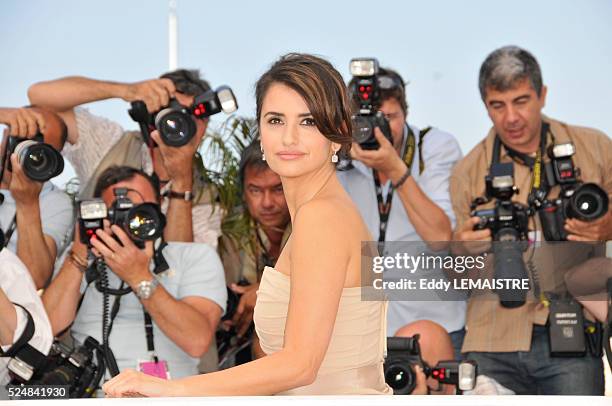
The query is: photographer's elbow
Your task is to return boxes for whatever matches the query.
[184,335,211,358]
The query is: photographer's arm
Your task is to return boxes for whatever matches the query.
[41,235,87,335]
[28,77,175,145]
[0,287,17,346]
[103,202,348,397]
[10,157,55,289]
[354,129,452,242]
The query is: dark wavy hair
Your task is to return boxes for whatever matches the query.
[255,53,353,156]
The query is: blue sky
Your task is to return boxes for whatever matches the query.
[1,0,611,186]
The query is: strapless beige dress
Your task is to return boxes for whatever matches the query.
[253,266,392,395]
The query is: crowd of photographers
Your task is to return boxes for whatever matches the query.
[0,44,611,398]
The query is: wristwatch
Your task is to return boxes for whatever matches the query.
[162,190,194,201]
[135,278,160,300]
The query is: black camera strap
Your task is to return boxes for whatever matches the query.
[2,215,17,248]
[143,311,158,362]
[372,126,417,243]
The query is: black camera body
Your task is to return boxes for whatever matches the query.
[78,188,166,248]
[349,58,393,150]
[384,335,477,394]
[128,85,238,147]
[538,143,609,241]
[5,133,64,182]
[10,338,105,398]
[471,162,531,308]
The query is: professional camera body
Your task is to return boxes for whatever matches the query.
[9,337,105,398]
[384,335,477,395]
[4,133,64,182]
[128,86,238,147]
[78,188,166,249]
[348,58,393,150]
[471,162,532,308]
[537,143,609,241]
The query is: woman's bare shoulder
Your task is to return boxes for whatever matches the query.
[293,196,368,242]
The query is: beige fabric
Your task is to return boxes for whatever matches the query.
[253,266,392,395]
[450,116,612,352]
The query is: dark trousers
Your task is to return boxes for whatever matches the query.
[465,325,604,395]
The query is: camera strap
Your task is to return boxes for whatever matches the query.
[2,215,17,248]
[492,122,552,208]
[142,311,158,362]
[372,126,417,243]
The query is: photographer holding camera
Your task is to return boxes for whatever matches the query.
[337,60,465,357]
[450,45,612,394]
[0,107,73,288]
[28,70,237,246]
[0,234,53,397]
[42,165,227,382]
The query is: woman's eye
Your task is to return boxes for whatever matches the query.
[268,117,282,125]
[301,117,316,126]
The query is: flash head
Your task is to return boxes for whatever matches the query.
[349,58,379,77]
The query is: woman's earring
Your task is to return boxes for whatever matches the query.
[331,149,339,163]
[261,146,266,161]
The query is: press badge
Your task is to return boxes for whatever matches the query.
[137,359,171,380]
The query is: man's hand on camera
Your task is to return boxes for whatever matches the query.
[412,365,429,395]
[8,154,43,205]
[451,217,492,255]
[229,282,259,338]
[90,220,153,289]
[350,127,406,183]
[151,128,204,191]
[0,107,45,137]
[565,209,612,241]
[121,79,176,113]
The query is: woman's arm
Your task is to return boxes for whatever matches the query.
[103,200,350,396]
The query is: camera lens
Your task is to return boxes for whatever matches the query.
[568,183,609,221]
[351,115,373,144]
[384,363,416,394]
[125,203,165,242]
[15,141,64,182]
[155,108,196,147]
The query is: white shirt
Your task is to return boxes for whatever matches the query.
[0,248,53,387]
[337,124,467,334]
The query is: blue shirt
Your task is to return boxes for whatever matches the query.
[337,124,466,334]
[72,242,227,379]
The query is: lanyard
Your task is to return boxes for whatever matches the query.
[2,214,16,248]
[492,122,551,208]
[373,126,417,243]
[143,310,159,362]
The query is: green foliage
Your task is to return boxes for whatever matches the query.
[196,115,259,254]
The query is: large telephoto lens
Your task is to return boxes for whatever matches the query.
[15,140,64,182]
[125,203,166,242]
[493,228,528,308]
[155,108,196,147]
[567,183,609,221]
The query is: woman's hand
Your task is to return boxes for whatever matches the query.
[103,369,176,398]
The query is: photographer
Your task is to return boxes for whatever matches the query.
[337,64,465,357]
[217,138,291,363]
[42,166,227,380]
[0,107,73,288]
[28,70,225,246]
[0,240,53,394]
[450,45,612,394]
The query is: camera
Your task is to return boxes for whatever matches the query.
[79,188,166,248]
[538,143,609,241]
[9,337,105,398]
[128,86,238,147]
[5,133,64,182]
[471,162,531,308]
[348,58,393,150]
[384,335,477,395]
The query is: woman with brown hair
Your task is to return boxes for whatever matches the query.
[103,53,392,396]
